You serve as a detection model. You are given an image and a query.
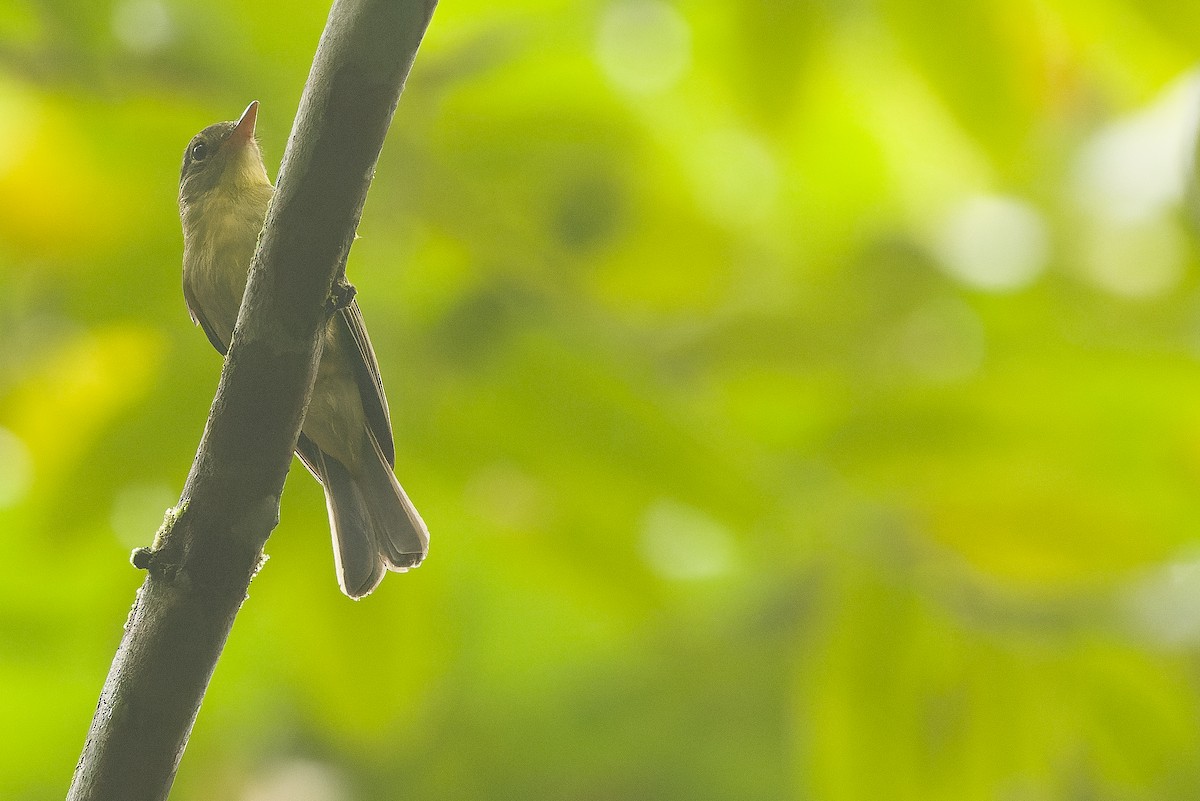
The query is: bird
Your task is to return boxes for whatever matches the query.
[178,101,429,598]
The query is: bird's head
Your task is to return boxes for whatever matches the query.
[179,101,270,210]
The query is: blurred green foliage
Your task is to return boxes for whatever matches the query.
[4,0,1200,798]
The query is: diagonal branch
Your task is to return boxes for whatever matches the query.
[67,1,437,799]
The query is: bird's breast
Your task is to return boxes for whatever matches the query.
[182,188,271,343]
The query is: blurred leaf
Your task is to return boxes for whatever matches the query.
[7,1,1200,799]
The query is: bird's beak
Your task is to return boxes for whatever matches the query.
[231,101,259,143]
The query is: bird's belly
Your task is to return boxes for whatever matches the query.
[303,322,368,469]
[196,265,246,344]
[183,201,261,346]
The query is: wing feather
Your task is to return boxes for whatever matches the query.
[336,300,396,466]
[183,279,230,356]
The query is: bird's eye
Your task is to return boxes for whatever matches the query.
[190,141,209,162]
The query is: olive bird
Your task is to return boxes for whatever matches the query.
[178,101,428,598]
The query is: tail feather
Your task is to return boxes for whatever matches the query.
[317,436,430,599]
[322,456,386,599]
[365,433,429,571]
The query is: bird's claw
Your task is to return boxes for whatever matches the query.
[328,279,357,314]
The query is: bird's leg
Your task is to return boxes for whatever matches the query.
[328,276,357,314]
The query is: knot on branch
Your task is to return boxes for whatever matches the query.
[129,545,184,586]
[130,500,190,579]
[130,495,277,595]
[130,547,153,570]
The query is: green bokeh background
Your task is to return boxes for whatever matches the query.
[5,0,1200,798]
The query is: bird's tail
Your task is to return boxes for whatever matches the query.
[321,438,429,599]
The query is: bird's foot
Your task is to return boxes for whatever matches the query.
[328,278,357,313]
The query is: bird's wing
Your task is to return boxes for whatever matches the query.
[337,300,396,467]
[295,432,328,484]
[183,279,396,470]
[183,279,230,356]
